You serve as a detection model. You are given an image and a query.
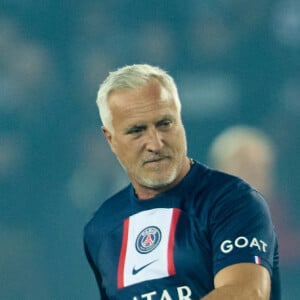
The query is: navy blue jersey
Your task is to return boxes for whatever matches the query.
[84,161,280,300]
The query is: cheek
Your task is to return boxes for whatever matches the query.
[113,138,138,160]
[171,129,186,149]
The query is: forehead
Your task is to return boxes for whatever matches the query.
[109,79,171,105]
[108,80,179,126]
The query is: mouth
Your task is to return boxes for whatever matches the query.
[143,156,169,165]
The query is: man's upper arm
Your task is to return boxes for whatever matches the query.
[209,183,277,286]
[202,263,271,299]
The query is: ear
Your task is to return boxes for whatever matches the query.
[102,126,115,152]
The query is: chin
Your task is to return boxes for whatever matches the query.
[141,172,177,190]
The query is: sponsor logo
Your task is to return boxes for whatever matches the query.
[220,236,268,254]
[135,226,162,254]
[132,260,158,275]
[132,285,192,300]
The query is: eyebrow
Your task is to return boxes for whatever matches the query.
[124,124,147,134]
[124,114,176,134]
[157,114,174,122]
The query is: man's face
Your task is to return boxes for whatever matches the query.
[102,79,188,197]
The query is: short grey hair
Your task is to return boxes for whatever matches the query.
[96,64,181,131]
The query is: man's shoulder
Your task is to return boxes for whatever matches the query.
[192,161,251,195]
[190,162,267,215]
[84,185,131,237]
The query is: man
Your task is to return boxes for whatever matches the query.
[84,64,280,299]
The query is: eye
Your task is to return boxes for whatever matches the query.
[157,118,172,128]
[126,125,146,135]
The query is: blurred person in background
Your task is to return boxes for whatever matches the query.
[208,126,275,199]
[84,64,280,299]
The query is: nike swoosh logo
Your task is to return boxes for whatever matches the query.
[132,260,158,275]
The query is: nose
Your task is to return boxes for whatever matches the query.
[146,128,164,152]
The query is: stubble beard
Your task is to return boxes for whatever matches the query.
[134,157,183,190]
[137,166,178,190]
[118,157,179,190]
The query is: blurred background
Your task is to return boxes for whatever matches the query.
[1,1,299,299]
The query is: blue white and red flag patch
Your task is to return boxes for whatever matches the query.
[254,255,262,265]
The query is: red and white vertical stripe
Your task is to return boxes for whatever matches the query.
[118,208,181,288]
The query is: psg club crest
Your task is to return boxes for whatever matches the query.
[135,226,162,254]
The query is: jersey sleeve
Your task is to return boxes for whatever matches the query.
[210,183,277,277]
